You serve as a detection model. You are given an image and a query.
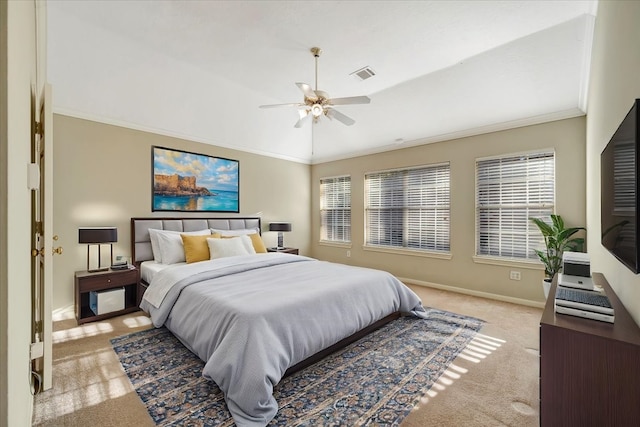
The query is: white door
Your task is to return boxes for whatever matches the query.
[31,83,55,391]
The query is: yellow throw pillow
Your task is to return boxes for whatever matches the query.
[248,233,267,253]
[181,234,211,263]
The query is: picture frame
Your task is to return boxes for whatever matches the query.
[152,146,239,212]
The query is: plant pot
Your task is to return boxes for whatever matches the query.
[542,278,552,299]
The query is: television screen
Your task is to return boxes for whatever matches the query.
[601,99,639,273]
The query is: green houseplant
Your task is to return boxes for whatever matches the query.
[529,214,585,298]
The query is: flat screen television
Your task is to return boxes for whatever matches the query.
[601,98,640,273]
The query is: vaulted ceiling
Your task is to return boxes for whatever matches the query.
[47,0,597,164]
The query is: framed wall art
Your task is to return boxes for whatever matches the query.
[152,146,239,212]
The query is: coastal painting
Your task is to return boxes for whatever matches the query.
[152,146,239,212]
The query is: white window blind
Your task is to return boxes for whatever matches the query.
[365,164,450,252]
[320,176,351,242]
[476,151,555,259]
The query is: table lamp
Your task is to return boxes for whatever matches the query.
[79,227,117,272]
[269,222,291,249]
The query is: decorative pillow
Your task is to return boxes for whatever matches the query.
[181,234,212,263]
[209,233,264,254]
[151,228,211,264]
[207,235,255,259]
[247,233,267,253]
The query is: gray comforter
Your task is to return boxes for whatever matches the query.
[140,253,427,426]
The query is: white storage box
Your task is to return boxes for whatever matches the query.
[90,287,125,315]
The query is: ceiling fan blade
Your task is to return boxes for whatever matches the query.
[328,95,371,105]
[259,102,303,109]
[296,82,317,100]
[294,110,312,128]
[326,108,355,126]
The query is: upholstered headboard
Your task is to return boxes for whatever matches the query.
[130,217,261,265]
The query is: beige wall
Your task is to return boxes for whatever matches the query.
[52,115,310,311]
[1,0,39,424]
[311,117,586,305]
[587,1,640,325]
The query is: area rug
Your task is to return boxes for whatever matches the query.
[111,308,484,426]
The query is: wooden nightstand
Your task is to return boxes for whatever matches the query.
[74,267,140,324]
[267,247,299,255]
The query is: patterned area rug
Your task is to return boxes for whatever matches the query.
[111,308,484,426]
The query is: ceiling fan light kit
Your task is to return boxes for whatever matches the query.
[311,104,323,117]
[259,47,370,127]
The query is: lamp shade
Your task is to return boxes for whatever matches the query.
[269,222,292,232]
[78,227,118,244]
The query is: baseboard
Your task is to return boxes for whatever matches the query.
[398,277,545,309]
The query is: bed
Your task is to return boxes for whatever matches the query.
[131,217,428,427]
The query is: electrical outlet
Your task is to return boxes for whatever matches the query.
[510,271,521,281]
[346,250,351,258]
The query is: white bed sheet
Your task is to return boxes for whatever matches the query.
[140,260,179,284]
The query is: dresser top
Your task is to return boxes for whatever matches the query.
[541,272,640,346]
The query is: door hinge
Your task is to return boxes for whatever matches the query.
[30,341,44,360]
[34,320,43,334]
[35,121,43,137]
[35,221,43,235]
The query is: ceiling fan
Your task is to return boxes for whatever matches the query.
[259,47,371,128]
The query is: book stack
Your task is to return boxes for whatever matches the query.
[554,286,615,323]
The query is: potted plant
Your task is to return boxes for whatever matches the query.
[529,214,585,298]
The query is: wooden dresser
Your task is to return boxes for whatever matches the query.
[539,273,640,426]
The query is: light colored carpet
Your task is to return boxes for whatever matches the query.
[32,284,541,426]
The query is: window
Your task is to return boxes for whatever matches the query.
[476,151,555,260]
[365,164,450,252]
[320,176,351,243]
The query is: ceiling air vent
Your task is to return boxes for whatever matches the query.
[350,66,376,81]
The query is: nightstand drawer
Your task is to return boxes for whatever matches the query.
[79,270,137,292]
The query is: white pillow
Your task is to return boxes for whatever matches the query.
[148,228,165,262]
[149,228,211,264]
[207,235,255,259]
[237,234,257,254]
[210,228,260,237]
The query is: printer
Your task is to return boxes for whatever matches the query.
[558,252,594,291]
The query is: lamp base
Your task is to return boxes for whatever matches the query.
[86,243,114,274]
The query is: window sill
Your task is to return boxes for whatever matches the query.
[319,241,352,249]
[472,255,543,270]
[363,245,452,260]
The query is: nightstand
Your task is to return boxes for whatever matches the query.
[74,267,140,324]
[267,247,299,255]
